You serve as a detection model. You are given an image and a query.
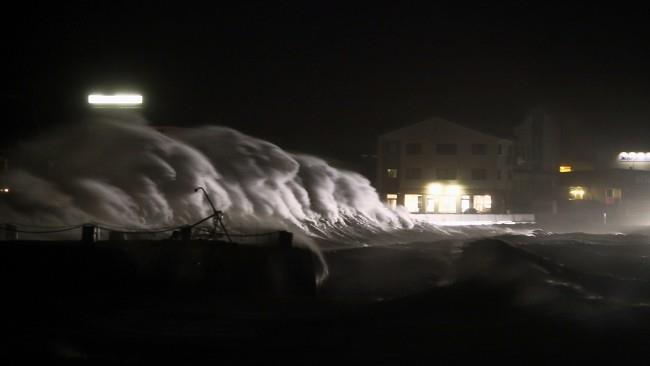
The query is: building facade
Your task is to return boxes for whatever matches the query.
[377,118,514,214]
[511,110,560,214]
[556,149,650,225]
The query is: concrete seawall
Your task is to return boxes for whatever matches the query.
[411,213,536,225]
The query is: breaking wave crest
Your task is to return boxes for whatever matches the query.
[0,113,439,245]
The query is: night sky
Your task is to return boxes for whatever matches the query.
[5,3,650,163]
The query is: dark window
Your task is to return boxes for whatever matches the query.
[386,168,398,178]
[471,144,487,155]
[606,189,613,198]
[406,168,421,179]
[497,144,503,155]
[436,143,457,155]
[405,143,422,155]
[436,168,457,180]
[471,168,487,180]
[496,170,501,180]
[507,170,513,180]
[384,140,400,154]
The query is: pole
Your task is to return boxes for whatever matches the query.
[195,187,232,242]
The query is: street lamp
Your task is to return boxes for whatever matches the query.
[87,93,143,108]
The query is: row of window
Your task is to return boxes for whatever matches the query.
[387,168,511,180]
[389,193,493,214]
[402,142,510,156]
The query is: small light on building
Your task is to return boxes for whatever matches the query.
[559,165,572,173]
[1,188,9,193]
[569,186,585,200]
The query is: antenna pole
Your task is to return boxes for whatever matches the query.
[194,187,232,242]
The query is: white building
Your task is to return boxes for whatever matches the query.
[377,118,514,214]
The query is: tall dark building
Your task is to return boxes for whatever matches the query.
[511,109,560,213]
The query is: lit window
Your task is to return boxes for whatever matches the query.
[386,169,398,178]
[404,194,422,213]
[569,186,585,200]
[386,194,398,209]
[438,196,457,213]
[559,165,572,173]
[461,195,471,213]
[473,195,492,213]
[425,196,436,213]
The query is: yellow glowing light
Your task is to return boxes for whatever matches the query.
[569,186,585,200]
[426,183,443,195]
[1,188,9,193]
[445,185,463,196]
[559,165,572,173]
[88,94,143,106]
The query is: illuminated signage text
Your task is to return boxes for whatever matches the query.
[618,152,650,162]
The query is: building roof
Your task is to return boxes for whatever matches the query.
[379,117,514,141]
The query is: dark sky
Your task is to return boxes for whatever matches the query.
[4,3,650,161]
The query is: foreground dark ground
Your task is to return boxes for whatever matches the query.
[4,237,650,365]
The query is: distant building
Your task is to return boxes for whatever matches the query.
[513,109,559,172]
[511,110,560,214]
[556,148,650,225]
[377,118,514,214]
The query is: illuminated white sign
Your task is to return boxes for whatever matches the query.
[618,152,650,162]
[88,94,143,107]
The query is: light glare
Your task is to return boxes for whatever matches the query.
[88,94,143,106]
[569,186,585,200]
[445,185,462,196]
[426,183,443,195]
